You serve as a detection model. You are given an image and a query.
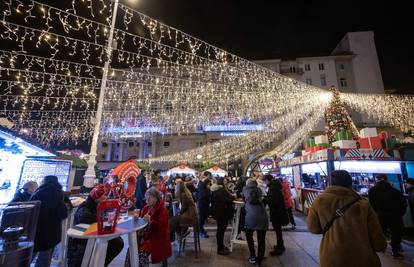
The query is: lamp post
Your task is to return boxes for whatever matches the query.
[83,0,119,188]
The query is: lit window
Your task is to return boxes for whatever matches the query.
[318,63,324,70]
[340,78,348,87]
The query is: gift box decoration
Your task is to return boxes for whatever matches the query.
[381,137,397,150]
[335,130,353,141]
[359,128,378,138]
[315,135,329,145]
[306,138,316,148]
[358,136,382,149]
[332,140,357,149]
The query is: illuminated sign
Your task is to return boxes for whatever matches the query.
[220,132,247,137]
[204,124,264,132]
[106,126,165,134]
[334,160,402,174]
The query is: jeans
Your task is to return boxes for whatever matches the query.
[272,221,284,248]
[32,248,54,267]
[197,202,209,234]
[245,229,266,264]
[287,208,296,226]
[216,218,229,251]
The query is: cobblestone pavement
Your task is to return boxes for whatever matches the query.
[107,212,414,267]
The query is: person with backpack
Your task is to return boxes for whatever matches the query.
[263,175,288,256]
[307,170,386,267]
[242,178,268,267]
[369,174,407,258]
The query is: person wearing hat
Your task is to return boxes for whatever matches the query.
[211,176,235,255]
[369,174,407,258]
[307,170,386,267]
[67,184,124,267]
[30,176,68,267]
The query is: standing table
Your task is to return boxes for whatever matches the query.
[67,217,147,267]
[230,200,246,252]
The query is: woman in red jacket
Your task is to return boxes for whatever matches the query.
[281,178,296,229]
[141,187,172,266]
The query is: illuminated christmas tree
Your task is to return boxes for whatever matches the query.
[324,88,359,143]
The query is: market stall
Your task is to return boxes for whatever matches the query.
[205,166,228,177]
[279,128,414,215]
[166,163,197,176]
[0,127,58,203]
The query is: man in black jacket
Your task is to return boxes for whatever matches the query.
[211,177,235,255]
[263,174,288,256]
[196,171,212,238]
[30,175,68,267]
[135,170,148,209]
[368,174,407,258]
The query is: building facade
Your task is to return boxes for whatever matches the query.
[97,31,385,167]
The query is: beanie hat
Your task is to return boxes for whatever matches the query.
[331,170,352,187]
[90,184,108,200]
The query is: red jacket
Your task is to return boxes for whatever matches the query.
[141,200,172,263]
[282,180,293,209]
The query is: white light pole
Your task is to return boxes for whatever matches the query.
[83,0,119,188]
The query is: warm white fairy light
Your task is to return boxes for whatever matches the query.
[147,93,331,164]
[0,0,330,146]
[342,93,414,132]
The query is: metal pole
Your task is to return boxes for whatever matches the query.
[83,0,119,188]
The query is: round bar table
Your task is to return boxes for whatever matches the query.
[67,217,147,267]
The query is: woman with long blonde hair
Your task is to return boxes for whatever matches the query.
[169,179,197,241]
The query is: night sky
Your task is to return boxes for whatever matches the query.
[128,0,413,94]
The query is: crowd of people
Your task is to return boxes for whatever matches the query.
[8,168,414,267]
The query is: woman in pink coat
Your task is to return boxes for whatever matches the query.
[281,178,296,229]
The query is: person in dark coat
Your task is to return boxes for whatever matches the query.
[67,184,124,267]
[242,178,268,267]
[234,176,248,239]
[30,175,68,267]
[196,171,211,238]
[135,170,148,209]
[211,177,235,255]
[368,174,407,258]
[263,175,288,256]
[11,181,38,202]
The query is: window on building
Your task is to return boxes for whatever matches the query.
[163,141,170,147]
[136,142,140,147]
[320,74,327,86]
[318,63,325,70]
[290,66,296,73]
[339,64,345,70]
[340,78,348,87]
[129,142,134,147]
[102,143,107,147]
[196,141,204,147]
[305,64,311,71]
[305,78,312,85]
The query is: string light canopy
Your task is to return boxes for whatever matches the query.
[0,0,328,145]
[1,0,413,167]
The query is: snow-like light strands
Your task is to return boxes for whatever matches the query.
[342,93,414,132]
[147,92,331,164]
[264,112,325,158]
[0,0,329,145]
